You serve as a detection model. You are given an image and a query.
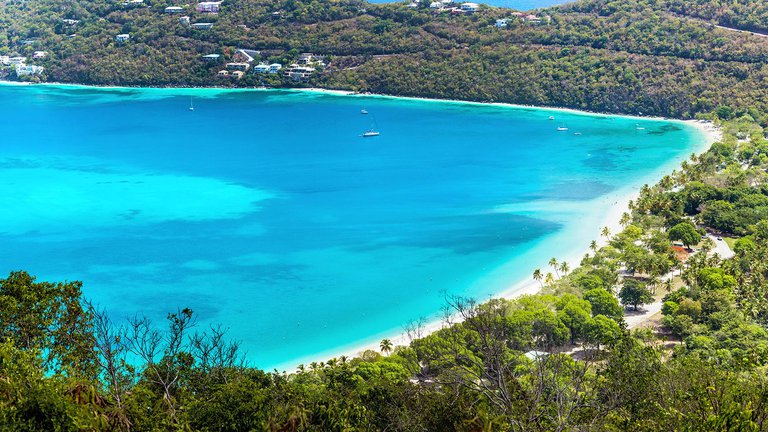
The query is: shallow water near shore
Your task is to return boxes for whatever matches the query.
[0,84,703,369]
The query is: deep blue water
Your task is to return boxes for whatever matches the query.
[367,0,571,10]
[0,84,703,369]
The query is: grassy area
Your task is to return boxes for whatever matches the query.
[724,236,739,251]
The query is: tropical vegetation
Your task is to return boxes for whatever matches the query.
[5,0,768,430]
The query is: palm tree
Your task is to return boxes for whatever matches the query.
[601,226,611,239]
[549,257,560,278]
[380,338,393,355]
[647,275,660,295]
[620,212,631,227]
[559,261,570,276]
[533,268,543,288]
[589,240,598,252]
[545,272,555,286]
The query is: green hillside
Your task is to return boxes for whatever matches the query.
[3,0,768,119]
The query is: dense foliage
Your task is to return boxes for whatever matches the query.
[4,0,768,119]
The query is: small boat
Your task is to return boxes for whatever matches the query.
[574,132,582,135]
[548,116,555,120]
[360,109,368,114]
[635,124,645,130]
[557,126,569,131]
[362,130,380,137]
[188,97,194,111]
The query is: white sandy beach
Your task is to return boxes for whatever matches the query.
[0,80,723,370]
[295,118,722,370]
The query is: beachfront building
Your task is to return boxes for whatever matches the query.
[253,63,270,73]
[232,71,244,79]
[191,22,214,30]
[284,64,315,80]
[495,18,508,28]
[116,34,130,42]
[460,2,479,13]
[165,6,184,13]
[217,70,229,77]
[268,63,282,73]
[196,2,221,13]
[16,64,44,76]
[225,62,250,71]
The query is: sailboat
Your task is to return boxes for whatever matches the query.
[361,114,380,137]
[360,108,368,114]
[188,97,194,111]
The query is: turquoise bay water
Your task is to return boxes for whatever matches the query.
[0,84,703,369]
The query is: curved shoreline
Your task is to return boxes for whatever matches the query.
[272,119,721,371]
[0,79,709,125]
[0,80,722,371]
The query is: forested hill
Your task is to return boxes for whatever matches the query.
[2,0,768,119]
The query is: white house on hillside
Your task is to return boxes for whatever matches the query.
[460,2,479,12]
[16,64,44,76]
[225,62,250,71]
[196,2,221,13]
